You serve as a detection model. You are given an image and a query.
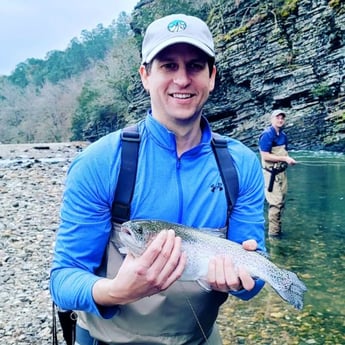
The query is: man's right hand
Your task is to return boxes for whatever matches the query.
[93,229,187,306]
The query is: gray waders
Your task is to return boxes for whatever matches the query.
[73,126,239,345]
[76,223,228,345]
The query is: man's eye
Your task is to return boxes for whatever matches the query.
[162,63,177,70]
[188,62,205,72]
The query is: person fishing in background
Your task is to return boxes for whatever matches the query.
[50,14,267,345]
[259,109,296,238]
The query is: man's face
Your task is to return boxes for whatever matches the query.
[139,43,216,127]
[271,114,285,129]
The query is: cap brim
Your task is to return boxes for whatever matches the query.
[142,37,215,64]
[271,111,286,118]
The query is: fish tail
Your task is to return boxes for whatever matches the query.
[271,269,307,310]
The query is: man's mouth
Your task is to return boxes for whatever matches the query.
[170,93,194,99]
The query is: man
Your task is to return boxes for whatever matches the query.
[259,109,296,238]
[50,14,266,345]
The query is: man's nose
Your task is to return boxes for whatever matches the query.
[173,67,191,87]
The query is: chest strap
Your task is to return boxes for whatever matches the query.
[112,127,239,224]
[111,125,140,223]
[211,133,239,217]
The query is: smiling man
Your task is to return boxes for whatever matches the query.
[50,14,266,345]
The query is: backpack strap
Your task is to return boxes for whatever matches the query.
[111,125,140,224]
[211,133,239,217]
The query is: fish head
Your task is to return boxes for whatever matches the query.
[119,220,158,256]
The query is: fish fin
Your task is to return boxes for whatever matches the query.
[272,269,307,310]
[256,250,270,259]
[118,247,128,255]
[199,228,225,238]
[196,279,212,291]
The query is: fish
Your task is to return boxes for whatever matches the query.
[119,220,307,310]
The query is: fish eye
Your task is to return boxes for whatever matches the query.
[133,224,143,235]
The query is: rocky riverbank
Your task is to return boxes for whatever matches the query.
[2,142,344,345]
[0,142,88,345]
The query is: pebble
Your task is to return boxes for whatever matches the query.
[0,142,88,345]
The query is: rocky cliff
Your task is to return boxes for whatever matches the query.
[129,0,345,152]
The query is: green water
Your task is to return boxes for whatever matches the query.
[218,151,345,345]
[281,151,345,316]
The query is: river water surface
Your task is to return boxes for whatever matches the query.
[218,151,345,345]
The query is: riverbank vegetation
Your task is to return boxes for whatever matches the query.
[0,0,344,151]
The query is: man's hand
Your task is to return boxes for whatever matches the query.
[207,239,258,293]
[285,156,296,165]
[93,229,186,306]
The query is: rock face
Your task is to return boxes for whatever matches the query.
[129,0,345,152]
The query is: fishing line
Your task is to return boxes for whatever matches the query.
[296,160,345,167]
[179,282,211,345]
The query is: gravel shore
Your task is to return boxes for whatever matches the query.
[0,142,88,345]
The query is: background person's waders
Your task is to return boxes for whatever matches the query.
[262,146,288,236]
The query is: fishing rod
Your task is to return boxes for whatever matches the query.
[296,160,345,167]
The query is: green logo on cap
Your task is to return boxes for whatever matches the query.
[168,19,187,32]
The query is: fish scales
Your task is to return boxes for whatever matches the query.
[119,220,307,310]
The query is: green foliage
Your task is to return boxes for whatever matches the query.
[70,34,140,141]
[222,26,248,41]
[71,86,100,140]
[311,83,333,100]
[328,0,341,8]
[280,0,299,18]
[8,63,29,87]
[7,18,130,88]
[0,11,135,143]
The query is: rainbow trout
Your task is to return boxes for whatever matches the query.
[119,220,307,310]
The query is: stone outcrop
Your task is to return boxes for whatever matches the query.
[129,0,345,152]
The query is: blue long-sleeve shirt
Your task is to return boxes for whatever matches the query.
[50,114,266,317]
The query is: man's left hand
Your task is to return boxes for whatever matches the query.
[207,239,258,293]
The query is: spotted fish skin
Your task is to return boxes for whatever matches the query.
[119,220,307,310]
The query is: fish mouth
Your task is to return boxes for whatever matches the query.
[121,226,131,235]
[118,228,145,257]
[118,228,132,247]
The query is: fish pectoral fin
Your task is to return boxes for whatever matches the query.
[256,250,270,259]
[118,247,128,255]
[196,279,212,291]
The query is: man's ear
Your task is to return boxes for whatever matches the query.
[139,65,149,91]
[209,65,216,92]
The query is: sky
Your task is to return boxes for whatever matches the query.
[0,0,138,76]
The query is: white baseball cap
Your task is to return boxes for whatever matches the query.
[271,109,286,118]
[141,14,215,64]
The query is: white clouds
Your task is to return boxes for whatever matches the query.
[0,0,138,75]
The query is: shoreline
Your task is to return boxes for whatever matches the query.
[0,143,86,344]
[0,142,89,160]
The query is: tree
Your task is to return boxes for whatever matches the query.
[71,84,100,140]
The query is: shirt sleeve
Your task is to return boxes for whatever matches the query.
[259,129,274,152]
[50,134,120,318]
[229,278,265,300]
[226,141,266,300]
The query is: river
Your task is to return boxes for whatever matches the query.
[218,151,345,345]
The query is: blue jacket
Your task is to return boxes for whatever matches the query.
[50,114,266,317]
